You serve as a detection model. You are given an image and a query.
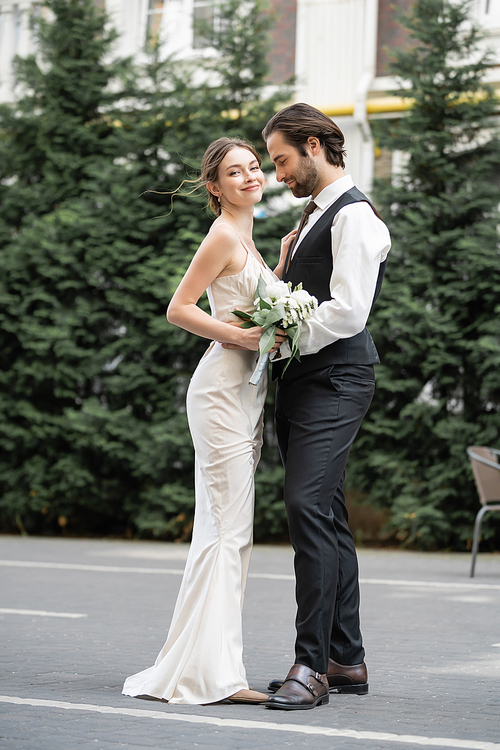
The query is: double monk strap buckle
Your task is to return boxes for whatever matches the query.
[285,676,318,697]
[307,681,319,697]
[307,673,324,696]
[285,669,326,697]
[265,664,329,710]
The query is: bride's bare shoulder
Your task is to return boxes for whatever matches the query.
[207,221,240,241]
[199,222,241,254]
[191,222,241,270]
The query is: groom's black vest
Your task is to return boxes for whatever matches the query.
[273,187,387,381]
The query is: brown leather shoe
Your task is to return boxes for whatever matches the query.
[327,658,368,694]
[265,664,329,710]
[268,658,368,695]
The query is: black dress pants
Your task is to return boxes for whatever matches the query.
[275,364,375,674]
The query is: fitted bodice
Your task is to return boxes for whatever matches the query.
[207,237,277,323]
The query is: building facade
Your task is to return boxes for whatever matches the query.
[0,0,499,193]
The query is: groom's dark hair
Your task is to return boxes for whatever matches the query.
[262,102,346,169]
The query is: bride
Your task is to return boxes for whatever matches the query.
[122,137,294,705]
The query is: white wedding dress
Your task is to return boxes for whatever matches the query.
[123,230,276,705]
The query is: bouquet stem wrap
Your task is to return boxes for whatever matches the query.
[249,352,270,386]
[231,276,318,386]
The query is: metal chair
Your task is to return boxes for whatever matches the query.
[466,446,500,577]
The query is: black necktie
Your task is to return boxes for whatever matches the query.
[284,200,317,274]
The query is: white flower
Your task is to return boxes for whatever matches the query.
[291,289,314,306]
[274,295,289,307]
[265,280,289,301]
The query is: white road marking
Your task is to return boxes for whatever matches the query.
[0,695,498,749]
[0,608,87,619]
[91,547,189,561]
[358,578,500,591]
[0,560,185,575]
[1,560,499,590]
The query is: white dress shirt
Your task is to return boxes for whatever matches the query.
[288,174,391,357]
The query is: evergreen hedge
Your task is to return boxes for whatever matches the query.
[0,0,295,540]
[348,0,500,550]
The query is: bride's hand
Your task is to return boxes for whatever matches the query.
[221,323,287,352]
[273,229,297,279]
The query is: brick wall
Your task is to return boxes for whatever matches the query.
[376,0,414,76]
[267,0,297,84]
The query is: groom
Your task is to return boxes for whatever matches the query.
[262,103,391,710]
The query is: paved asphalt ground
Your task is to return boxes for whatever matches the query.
[0,535,499,750]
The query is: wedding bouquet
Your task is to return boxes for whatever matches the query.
[231,275,318,385]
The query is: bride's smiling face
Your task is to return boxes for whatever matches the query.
[209,147,265,209]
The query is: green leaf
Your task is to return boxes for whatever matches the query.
[259,324,277,354]
[272,303,286,320]
[231,309,252,320]
[256,308,283,327]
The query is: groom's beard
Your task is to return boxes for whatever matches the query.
[288,155,319,198]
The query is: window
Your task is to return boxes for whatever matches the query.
[477,0,500,26]
[145,0,164,48]
[193,0,215,49]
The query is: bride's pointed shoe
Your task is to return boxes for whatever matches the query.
[226,689,268,704]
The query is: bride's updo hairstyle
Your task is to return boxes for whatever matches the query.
[201,137,262,216]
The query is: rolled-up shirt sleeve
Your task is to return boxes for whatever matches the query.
[297,202,391,356]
